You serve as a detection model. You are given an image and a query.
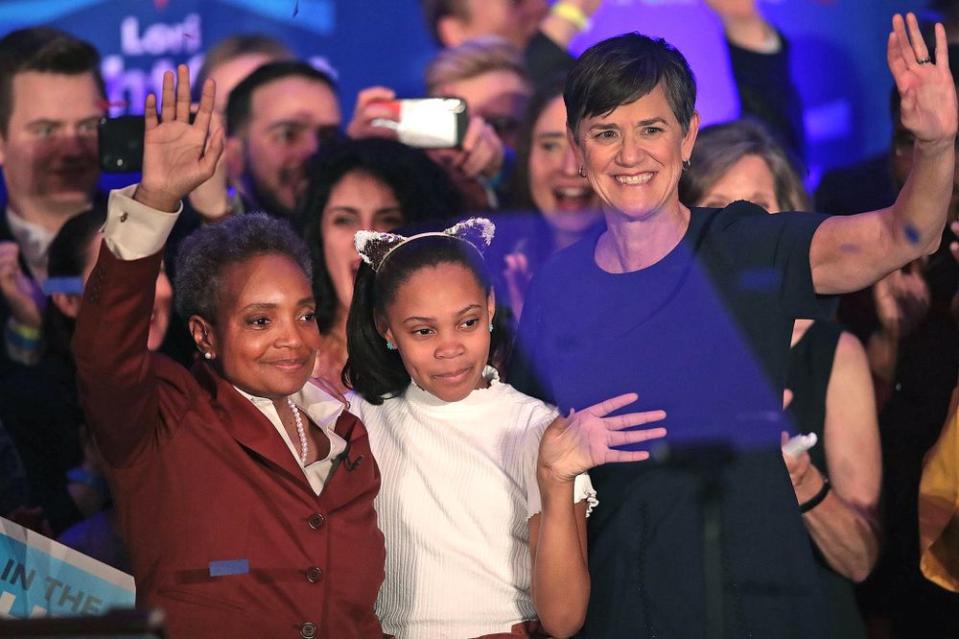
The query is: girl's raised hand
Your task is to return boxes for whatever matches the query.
[135,65,225,212]
[888,13,957,149]
[537,393,666,483]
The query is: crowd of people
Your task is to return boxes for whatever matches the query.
[0,1,958,637]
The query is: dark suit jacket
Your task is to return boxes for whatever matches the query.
[73,244,386,639]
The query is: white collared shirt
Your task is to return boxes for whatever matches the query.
[234,383,349,495]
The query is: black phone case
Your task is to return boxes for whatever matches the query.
[98,115,144,173]
[98,112,197,173]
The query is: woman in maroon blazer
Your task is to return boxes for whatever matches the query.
[72,66,385,638]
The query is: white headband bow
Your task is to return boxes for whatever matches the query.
[354,217,496,272]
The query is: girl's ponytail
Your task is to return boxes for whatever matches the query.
[343,262,410,404]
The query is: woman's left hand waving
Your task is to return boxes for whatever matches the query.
[537,393,667,483]
[888,13,957,149]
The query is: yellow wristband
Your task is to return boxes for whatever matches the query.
[8,317,40,340]
[551,2,589,31]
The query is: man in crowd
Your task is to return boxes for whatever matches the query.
[187,34,293,221]
[224,60,341,219]
[0,27,107,536]
[0,27,104,366]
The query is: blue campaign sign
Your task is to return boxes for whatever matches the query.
[0,0,434,122]
[0,517,134,619]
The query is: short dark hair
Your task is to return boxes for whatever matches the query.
[420,0,468,45]
[344,235,492,404]
[193,33,294,101]
[564,32,696,136]
[300,137,463,334]
[174,213,312,322]
[0,27,104,136]
[679,118,809,212]
[225,60,337,136]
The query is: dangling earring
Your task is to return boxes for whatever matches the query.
[488,322,494,333]
[386,340,397,351]
[682,159,691,172]
[578,165,587,178]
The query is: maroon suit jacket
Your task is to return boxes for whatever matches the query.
[73,245,386,639]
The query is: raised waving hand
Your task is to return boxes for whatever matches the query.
[537,393,667,483]
[134,65,225,212]
[888,13,957,149]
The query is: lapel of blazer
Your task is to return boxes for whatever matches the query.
[193,362,313,493]
[319,411,379,512]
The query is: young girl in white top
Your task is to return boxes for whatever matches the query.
[342,219,668,639]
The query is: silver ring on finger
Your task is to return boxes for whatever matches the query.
[917,56,932,65]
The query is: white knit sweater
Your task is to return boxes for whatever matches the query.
[350,368,596,639]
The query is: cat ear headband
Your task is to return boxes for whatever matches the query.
[354,217,495,273]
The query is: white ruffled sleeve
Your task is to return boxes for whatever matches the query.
[524,405,599,519]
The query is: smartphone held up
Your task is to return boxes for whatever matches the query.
[370,97,468,149]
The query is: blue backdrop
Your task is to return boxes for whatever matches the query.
[0,0,937,184]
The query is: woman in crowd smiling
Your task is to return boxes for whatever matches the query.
[498,76,603,321]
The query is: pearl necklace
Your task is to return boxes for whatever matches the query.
[287,397,308,464]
